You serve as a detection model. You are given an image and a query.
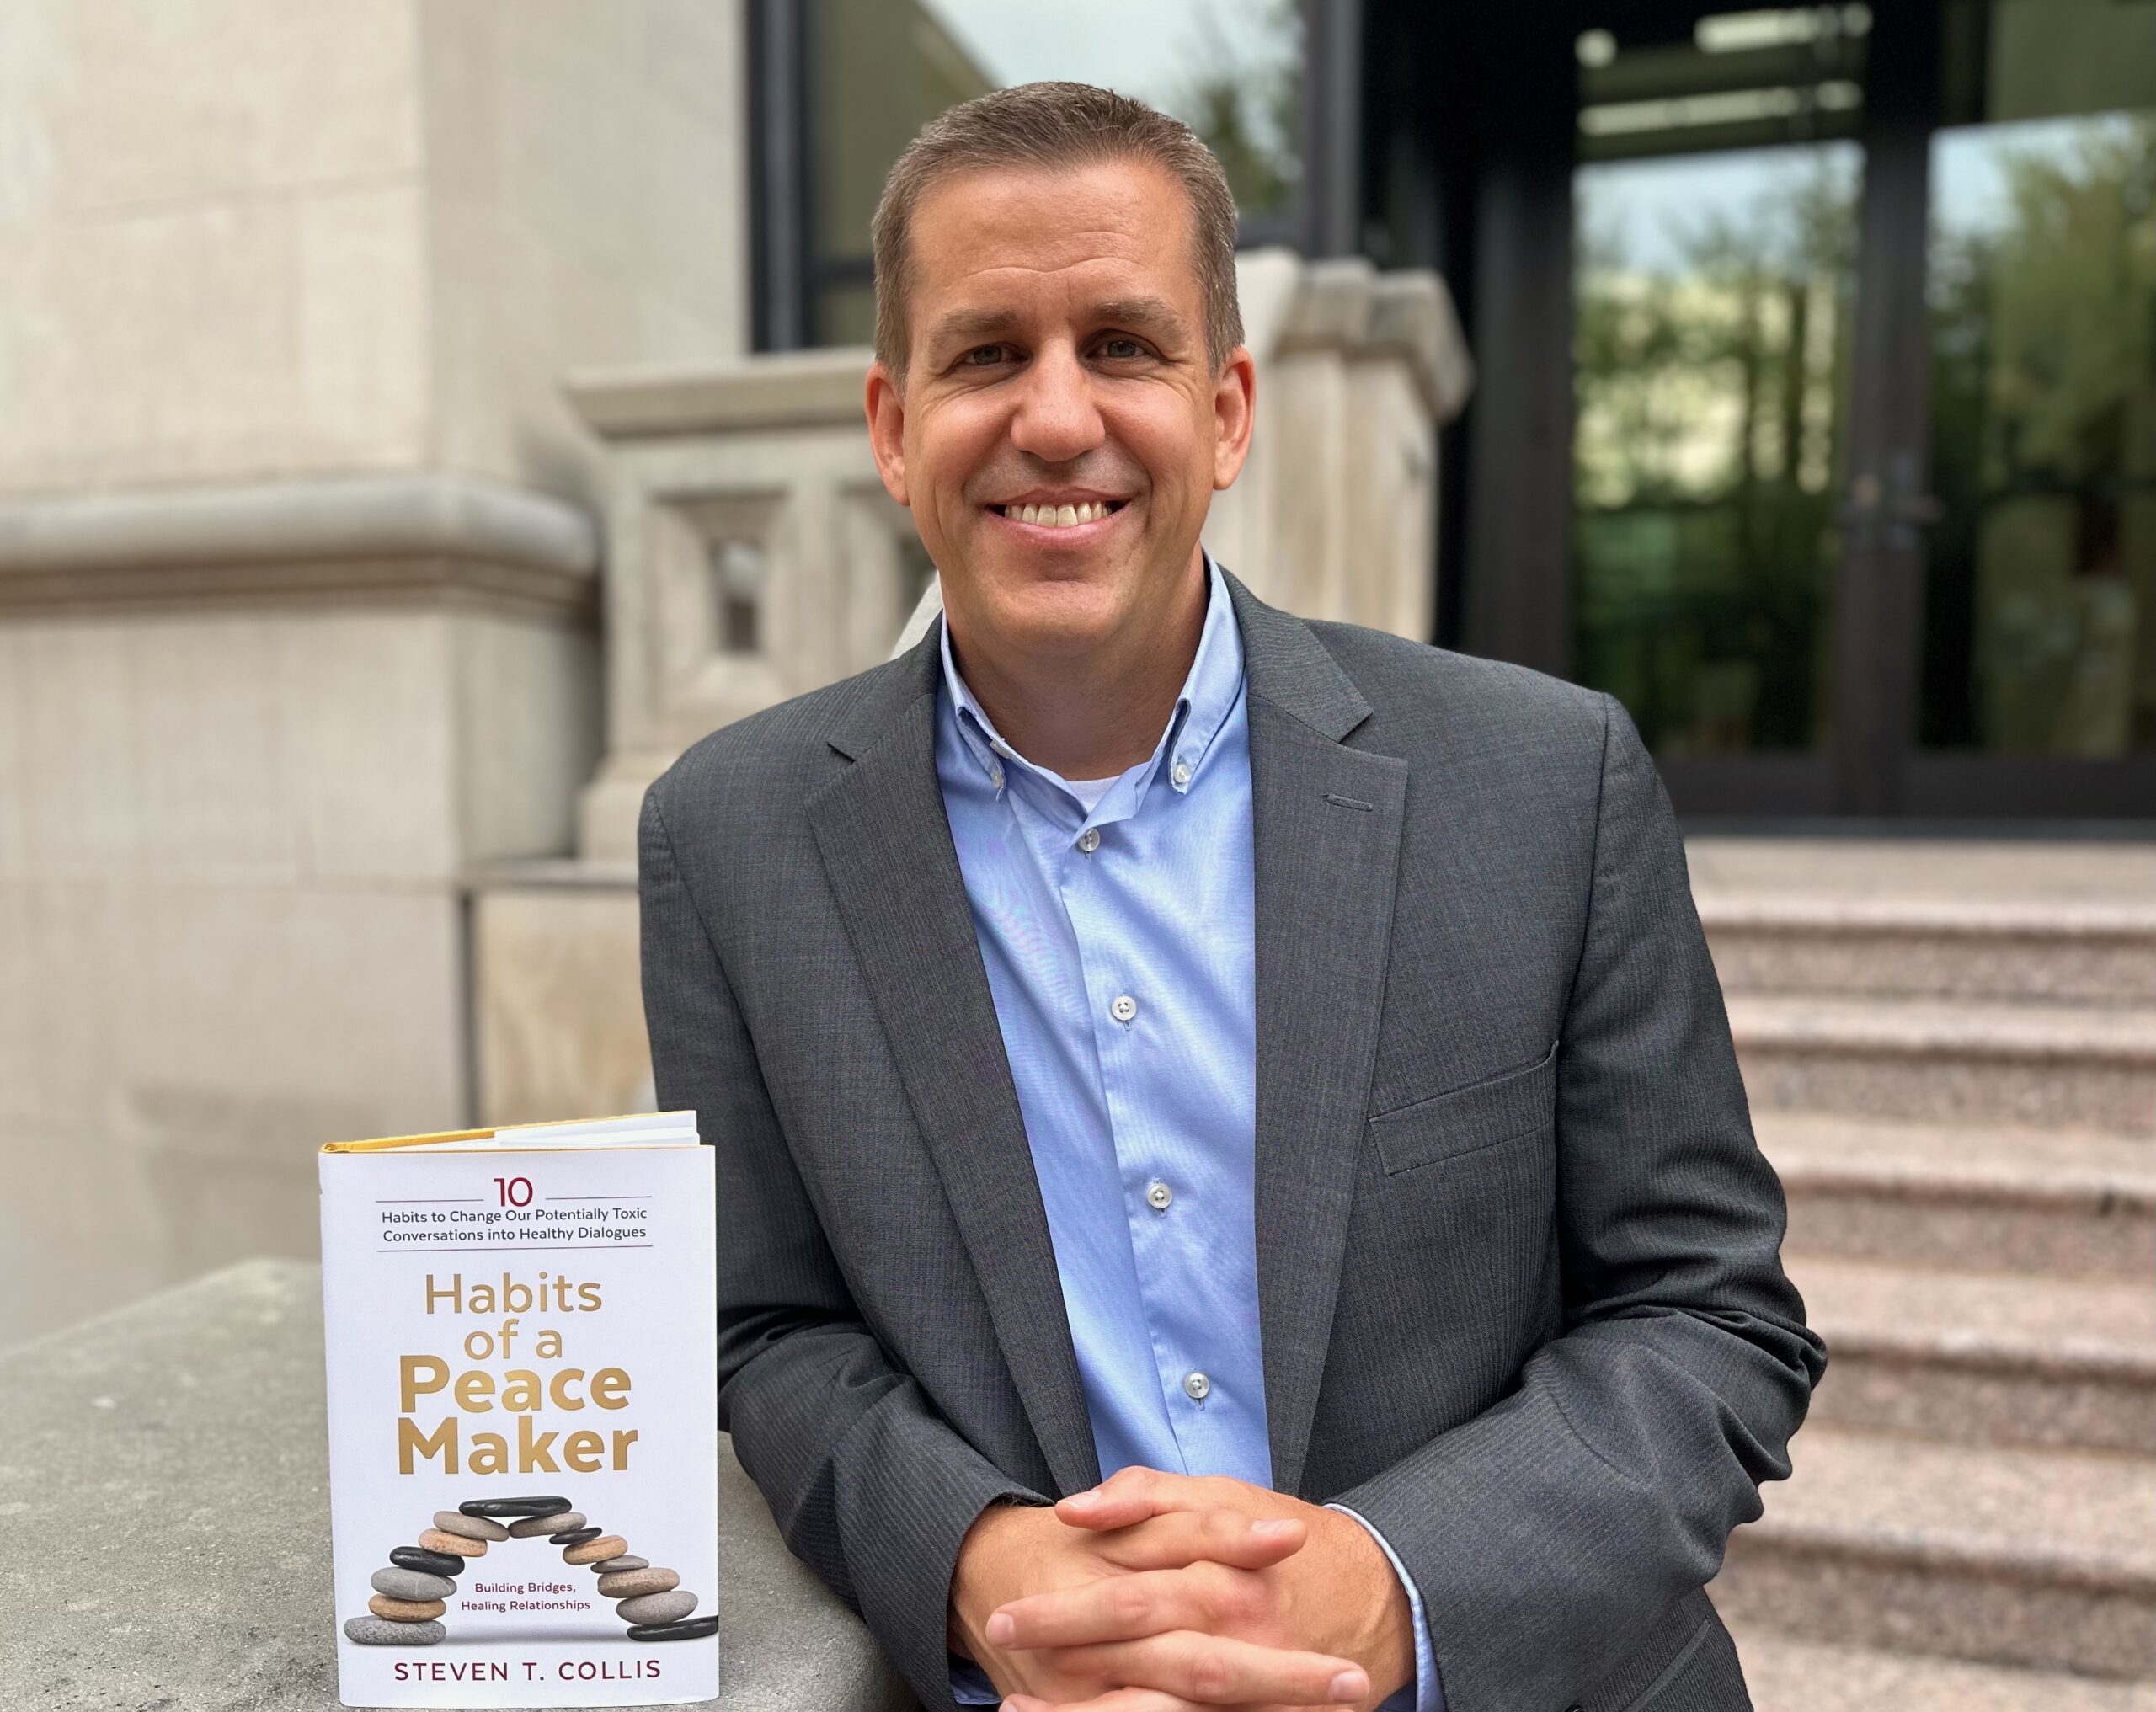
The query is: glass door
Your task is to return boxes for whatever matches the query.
[1568,0,2156,819]
[1571,7,1870,813]
[1903,0,2156,815]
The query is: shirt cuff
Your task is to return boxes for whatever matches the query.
[1326,1503,1444,1712]
[949,1655,1001,1704]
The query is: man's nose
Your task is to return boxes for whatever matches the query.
[1007,343,1104,463]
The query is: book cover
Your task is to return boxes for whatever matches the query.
[318,1112,718,1707]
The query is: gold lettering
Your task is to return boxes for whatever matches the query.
[398,1415,457,1473]
[400,1355,449,1412]
[590,1368,631,1410]
[517,1415,559,1472]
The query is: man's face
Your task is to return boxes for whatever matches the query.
[866,156,1254,662]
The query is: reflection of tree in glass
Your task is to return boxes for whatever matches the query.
[1164,0,1302,217]
[1572,152,1859,754]
[1933,115,2156,496]
[1925,114,2156,753]
[1577,157,1856,507]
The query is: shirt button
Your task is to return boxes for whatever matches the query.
[1145,1179,1173,1211]
[1171,760,1192,787]
[1110,994,1138,1024]
[1076,827,1100,853]
[989,761,1005,789]
[1182,1370,1210,1401]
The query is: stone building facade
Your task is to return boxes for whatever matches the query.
[0,0,744,1341]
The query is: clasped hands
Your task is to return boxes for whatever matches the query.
[949,1466,1415,1711]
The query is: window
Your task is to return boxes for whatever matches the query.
[1920,0,2156,755]
[752,0,1309,350]
[1572,8,1870,755]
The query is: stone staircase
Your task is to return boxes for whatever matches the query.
[1686,840,2156,1711]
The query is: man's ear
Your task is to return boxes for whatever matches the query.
[1211,345,1257,491]
[866,361,910,507]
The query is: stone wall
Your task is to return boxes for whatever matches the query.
[0,481,601,1341]
[0,0,747,1350]
[0,0,748,500]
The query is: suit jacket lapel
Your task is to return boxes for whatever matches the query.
[804,621,1101,1497]
[1225,573,1408,1497]
[803,578,1404,1502]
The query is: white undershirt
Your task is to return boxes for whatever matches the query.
[1065,775,1118,813]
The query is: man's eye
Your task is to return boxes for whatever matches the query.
[1098,337,1146,360]
[962,344,1013,366]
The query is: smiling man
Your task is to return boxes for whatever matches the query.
[638,83,1822,1712]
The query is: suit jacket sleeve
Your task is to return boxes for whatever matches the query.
[1332,694,1826,1712]
[638,787,1045,1708]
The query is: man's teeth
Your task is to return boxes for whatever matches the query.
[1001,501,1115,526]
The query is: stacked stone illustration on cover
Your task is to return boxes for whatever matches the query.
[513,1500,718,1642]
[342,1493,716,1646]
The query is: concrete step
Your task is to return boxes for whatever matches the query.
[1729,1624,2156,1711]
[1687,836,2156,1000]
[1788,1251,2156,1453]
[1710,1425,2156,1679]
[1758,1111,2156,1281]
[1729,995,2156,1136]
[1700,893,2156,1005]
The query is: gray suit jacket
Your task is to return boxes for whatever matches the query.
[639,568,1824,1712]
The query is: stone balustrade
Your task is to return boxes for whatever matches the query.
[560,247,1472,865]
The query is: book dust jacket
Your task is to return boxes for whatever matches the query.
[319,1113,718,1707]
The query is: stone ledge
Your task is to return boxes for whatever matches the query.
[566,347,873,438]
[0,473,600,617]
[0,1259,905,1711]
[472,857,639,892]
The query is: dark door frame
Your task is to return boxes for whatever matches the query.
[1828,0,1940,818]
[1440,0,2156,822]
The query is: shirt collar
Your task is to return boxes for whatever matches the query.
[939,549,1245,808]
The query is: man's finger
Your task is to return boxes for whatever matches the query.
[1092,1509,1305,1572]
[990,1564,1258,1650]
[1059,1630,1368,1706]
[1059,1467,1220,1528]
[1000,1691,1196,1712]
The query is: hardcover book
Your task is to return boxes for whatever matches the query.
[318,1112,718,1707]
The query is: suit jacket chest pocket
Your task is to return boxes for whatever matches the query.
[1368,1040,1559,1175]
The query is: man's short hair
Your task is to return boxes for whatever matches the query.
[870,81,1244,386]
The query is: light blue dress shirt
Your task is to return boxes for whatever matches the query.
[936,553,1441,1711]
